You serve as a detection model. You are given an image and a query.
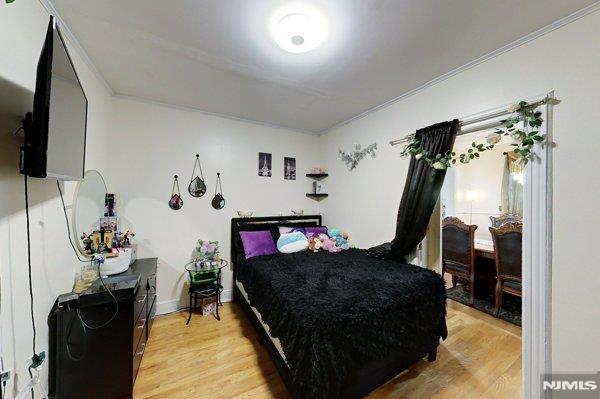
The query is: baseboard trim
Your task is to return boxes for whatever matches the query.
[156,289,233,315]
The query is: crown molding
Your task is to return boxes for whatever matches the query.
[319,1,600,135]
[35,0,600,135]
[113,94,319,136]
[37,0,115,96]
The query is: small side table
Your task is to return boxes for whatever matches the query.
[184,259,227,324]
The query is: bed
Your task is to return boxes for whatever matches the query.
[231,215,447,399]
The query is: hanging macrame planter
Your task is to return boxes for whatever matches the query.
[188,154,207,197]
[169,175,184,210]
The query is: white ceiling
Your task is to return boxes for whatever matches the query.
[51,0,595,133]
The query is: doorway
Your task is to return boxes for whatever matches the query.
[420,93,555,398]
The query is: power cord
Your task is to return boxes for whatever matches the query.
[56,180,119,362]
[23,175,36,399]
[76,262,119,330]
[65,310,87,362]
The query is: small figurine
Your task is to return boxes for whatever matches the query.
[80,233,93,254]
[123,230,135,247]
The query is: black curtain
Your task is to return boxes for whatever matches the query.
[368,119,459,262]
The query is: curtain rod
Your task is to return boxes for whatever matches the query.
[389,96,555,146]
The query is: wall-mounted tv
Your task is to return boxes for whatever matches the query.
[20,16,88,181]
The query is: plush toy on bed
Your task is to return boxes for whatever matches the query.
[328,229,351,250]
[321,236,341,252]
[307,235,322,252]
[277,231,308,254]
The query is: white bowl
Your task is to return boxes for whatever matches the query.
[99,249,132,276]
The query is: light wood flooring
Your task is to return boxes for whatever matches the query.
[133,300,522,399]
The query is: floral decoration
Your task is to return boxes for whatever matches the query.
[400,101,545,170]
[338,143,378,171]
[195,239,219,261]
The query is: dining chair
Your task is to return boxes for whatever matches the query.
[441,217,478,304]
[489,222,523,317]
[490,213,522,228]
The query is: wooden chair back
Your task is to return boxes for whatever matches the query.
[489,222,523,279]
[442,217,477,270]
[490,213,522,228]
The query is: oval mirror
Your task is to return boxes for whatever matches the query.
[73,170,107,256]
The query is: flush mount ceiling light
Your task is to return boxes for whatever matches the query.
[269,5,328,53]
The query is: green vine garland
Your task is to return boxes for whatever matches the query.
[400,101,545,170]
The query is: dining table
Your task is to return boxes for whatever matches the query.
[475,242,495,260]
[474,242,497,297]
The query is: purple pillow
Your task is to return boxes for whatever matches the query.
[239,230,278,259]
[305,226,328,238]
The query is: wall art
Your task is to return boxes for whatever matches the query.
[258,152,272,177]
[338,143,378,171]
[188,154,207,197]
[284,157,296,180]
[211,172,225,210]
[169,175,183,210]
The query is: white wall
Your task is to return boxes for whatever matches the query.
[102,97,321,313]
[0,1,113,397]
[450,142,509,242]
[1,3,321,395]
[321,9,600,372]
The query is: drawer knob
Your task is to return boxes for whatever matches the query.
[136,342,146,356]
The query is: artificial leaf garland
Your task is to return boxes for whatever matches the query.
[400,101,545,170]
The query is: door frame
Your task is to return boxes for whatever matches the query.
[425,92,555,398]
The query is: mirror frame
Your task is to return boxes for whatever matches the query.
[72,169,107,257]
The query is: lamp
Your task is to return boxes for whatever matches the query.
[465,190,478,224]
[269,5,328,53]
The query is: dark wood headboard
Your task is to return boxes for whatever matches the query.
[230,215,322,288]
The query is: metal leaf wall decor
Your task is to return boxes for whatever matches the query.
[338,143,378,171]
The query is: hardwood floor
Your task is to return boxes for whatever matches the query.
[133,300,522,399]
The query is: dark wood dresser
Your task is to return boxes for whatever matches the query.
[48,258,157,399]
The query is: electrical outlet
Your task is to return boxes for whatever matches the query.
[0,369,10,383]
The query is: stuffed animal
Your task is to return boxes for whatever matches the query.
[328,229,351,251]
[321,236,341,252]
[327,228,341,238]
[308,236,322,252]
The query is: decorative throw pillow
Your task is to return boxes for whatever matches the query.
[239,230,278,259]
[305,226,328,238]
[278,226,307,236]
[277,232,308,254]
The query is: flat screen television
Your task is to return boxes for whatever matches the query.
[20,16,88,181]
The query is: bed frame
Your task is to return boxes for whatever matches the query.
[230,215,438,399]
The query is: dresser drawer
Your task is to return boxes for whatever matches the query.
[133,302,147,354]
[134,287,147,322]
[132,325,147,384]
[147,295,157,340]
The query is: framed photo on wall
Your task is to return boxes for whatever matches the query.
[284,157,296,180]
[258,152,272,177]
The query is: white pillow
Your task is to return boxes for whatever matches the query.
[277,232,308,254]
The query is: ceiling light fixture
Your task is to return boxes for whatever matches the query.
[269,5,328,54]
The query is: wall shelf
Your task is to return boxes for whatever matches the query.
[305,173,328,179]
[306,193,328,199]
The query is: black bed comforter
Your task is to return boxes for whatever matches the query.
[237,249,447,399]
